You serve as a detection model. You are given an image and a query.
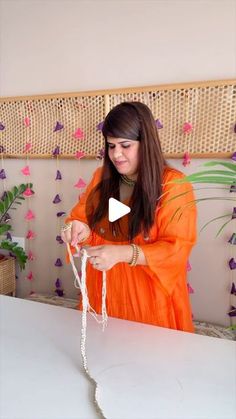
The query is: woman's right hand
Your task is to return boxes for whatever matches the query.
[61,220,91,247]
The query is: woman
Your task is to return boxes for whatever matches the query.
[62,102,197,332]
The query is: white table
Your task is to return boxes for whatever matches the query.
[0,295,235,419]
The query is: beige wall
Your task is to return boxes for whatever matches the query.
[0,0,235,96]
[0,0,236,326]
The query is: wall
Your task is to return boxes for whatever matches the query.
[0,0,235,95]
[0,0,236,326]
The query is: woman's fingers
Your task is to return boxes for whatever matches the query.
[71,221,91,246]
[61,226,72,243]
[84,246,103,257]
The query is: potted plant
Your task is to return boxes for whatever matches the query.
[0,183,33,270]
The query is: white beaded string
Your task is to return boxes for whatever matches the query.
[66,243,107,419]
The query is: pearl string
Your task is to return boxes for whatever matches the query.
[66,243,107,418]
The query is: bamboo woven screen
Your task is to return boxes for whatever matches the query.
[0,79,235,158]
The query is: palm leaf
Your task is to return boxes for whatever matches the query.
[202,161,236,172]
[168,160,236,235]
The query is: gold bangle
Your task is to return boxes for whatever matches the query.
[61,222,72,232]
[128,244,140,267]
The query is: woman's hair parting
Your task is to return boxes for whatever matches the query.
[89,101,166,240]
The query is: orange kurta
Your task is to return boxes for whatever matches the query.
[67,166,197,332]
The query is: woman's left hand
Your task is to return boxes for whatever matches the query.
[84,245,122,271]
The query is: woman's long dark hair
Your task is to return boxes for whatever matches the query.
[89,102,166,240]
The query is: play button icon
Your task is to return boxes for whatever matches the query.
[108,198,131,222]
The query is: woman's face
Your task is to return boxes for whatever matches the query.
[107,137,140,179]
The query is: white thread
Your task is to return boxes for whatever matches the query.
[66,243,107,418]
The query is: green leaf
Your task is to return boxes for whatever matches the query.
[0,224,11,234]
[202,161,236,172]
[188,170,236,177]
[7,191,14,203]
[18,184,27,194]
[200,214,232,233]
[215,219,233,237]
[175,176,235,185]
[13,186,18,195]
[0,240,27,270]
[0,201,4,214]
[3,194,9,210]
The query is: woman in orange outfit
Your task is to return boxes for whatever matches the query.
[62,102,197,332]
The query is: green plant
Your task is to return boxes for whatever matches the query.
[0,183,33,270]
[168,160,236,236]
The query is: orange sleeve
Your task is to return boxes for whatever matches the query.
[65,167,102,247]
[140,171,197,296]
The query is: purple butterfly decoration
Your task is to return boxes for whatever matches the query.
[53,146,60,156]
[55,170,62,180]
[230,282,236,295]
[55,278,61,288]
[55,258,63,267]
[54,121,64,132]
[55,289,64,297]
[231,151,236,161]
[0,145,5,153]
[96,121,104,131]
[0,123,5,131]
[155,119,163,129]
[0,169,6,179]
[232,207,236,219]
[96,148,105,160]
[57,211,66,217]
[53,194,61,204]
[228,233,236,245]
[230,183,236,193]
[56,235,64,244]
[3,212,11,222]
[234,124,236,134]
[6,232,12,241]
[1,191,7,200]
[228,306,236,317]
[229,258,236,270]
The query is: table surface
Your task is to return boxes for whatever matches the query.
[0,295,235,419]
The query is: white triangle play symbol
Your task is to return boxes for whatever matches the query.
[108,198,131,222]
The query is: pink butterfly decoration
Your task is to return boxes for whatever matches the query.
[73,128,84,140]
[26,271,33,281]
[21,165,30,176]
[23,187,34,197]
[24,117,30,127]
[25,210,35,220]
[187,260,192,271]
[75,151,85,159]
[24,143,32,152]
[74,178,87,189]
[26,230,36,240]
[182,152,191,167]
[183,122,193,134]
[187,283,194,294]
[28,250,35,261]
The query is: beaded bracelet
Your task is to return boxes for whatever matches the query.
[128,244,140,267]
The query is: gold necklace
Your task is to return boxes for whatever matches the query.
[120,175,136,187]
